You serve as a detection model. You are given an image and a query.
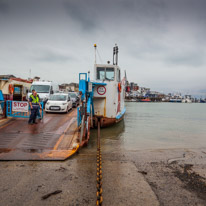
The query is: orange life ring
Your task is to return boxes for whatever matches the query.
[118,83,122,92]
[9,84,14,94]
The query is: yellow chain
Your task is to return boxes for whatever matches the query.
[96,120,103,205]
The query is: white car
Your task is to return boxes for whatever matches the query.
[45,93,72,113]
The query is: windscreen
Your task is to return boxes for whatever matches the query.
[68,93,76,98]
[49,95,67,101]
[97,67,114,81]
[106,68,114,80]
[97,67,105,80]
[30,85,50,93]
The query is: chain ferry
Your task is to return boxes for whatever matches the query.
[77,44,126,144]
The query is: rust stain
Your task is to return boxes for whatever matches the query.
[0,148,13,154]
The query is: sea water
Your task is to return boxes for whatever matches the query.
[90,103,206,152]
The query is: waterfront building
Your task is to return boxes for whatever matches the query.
[0,74,32,101]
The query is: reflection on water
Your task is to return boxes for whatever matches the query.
[86,103,206,152]
[87,120,125,153]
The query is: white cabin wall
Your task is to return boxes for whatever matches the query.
[93,64,125,119]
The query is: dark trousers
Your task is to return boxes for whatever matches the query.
[37,108,41,118]
[28,106,38,123]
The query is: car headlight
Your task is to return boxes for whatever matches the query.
[62,103,67,105]
[46,102,50,105]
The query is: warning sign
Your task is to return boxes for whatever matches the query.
[12,101,29,112]
[97,86,106,95]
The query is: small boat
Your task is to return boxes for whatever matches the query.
[182,99,192,103]
[140,98,151,102]
[200,98,206,103]
[169,98,182,103]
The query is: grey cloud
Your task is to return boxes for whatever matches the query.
[63,0,167,32]
[34,50,74,63]
[0,0,9,13]
[165,52,204,67]
[64,1,97,31]
[0,0,206,95]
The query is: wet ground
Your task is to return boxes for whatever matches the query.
[0,109,78,160]
[0,135,206,205]
[0,103,206,205]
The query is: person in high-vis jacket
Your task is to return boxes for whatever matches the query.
[28,90,42,125]
[29,90,41,120]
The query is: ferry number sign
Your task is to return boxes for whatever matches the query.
[12,101,29,112]
[97,86,106,95]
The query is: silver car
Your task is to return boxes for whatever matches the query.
[68,92,79,108]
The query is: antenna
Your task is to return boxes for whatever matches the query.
[113,44,119,65]
[113,47,115,65]
[94,44,97,64]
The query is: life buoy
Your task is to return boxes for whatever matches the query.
[118,83,122,92]
[9,84,14,94]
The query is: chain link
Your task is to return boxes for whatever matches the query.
[96,120,103,205]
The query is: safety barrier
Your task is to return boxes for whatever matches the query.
[0,101,5,117]
[6,100,44,119]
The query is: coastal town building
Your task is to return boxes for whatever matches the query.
[59,83,79,92]
[0,75,32,101]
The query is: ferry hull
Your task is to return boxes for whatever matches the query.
[94,113,125,128]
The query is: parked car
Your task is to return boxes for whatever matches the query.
[68,92,79,107]
[45,93,72,113]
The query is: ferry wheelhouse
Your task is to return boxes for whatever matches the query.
[92,62,126,127]
[78,44,126,129]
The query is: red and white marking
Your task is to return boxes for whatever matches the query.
[97,86,106,95]
[12,101,29,112]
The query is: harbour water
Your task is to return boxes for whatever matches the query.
[89,102,206,152]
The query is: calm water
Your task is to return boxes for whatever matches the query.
[90,103,206,151]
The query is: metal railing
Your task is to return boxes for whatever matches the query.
[6,100,44,119]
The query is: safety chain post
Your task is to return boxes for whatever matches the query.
[96,119,103,205]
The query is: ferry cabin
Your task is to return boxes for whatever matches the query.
[92,63,125,127]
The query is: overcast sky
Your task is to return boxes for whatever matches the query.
[0,0,206,96]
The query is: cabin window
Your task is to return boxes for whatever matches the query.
[105,68,114,80]
[97,67,115,81]
[97,67,105,80]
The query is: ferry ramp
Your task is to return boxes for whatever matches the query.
[0,109,79,161]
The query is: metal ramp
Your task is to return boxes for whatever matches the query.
[0,110,79,161]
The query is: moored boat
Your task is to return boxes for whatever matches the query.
[200,98,206,103]
[78,44,126,128]
[92,45,126,127]
[140,98,151,102]
[169,98,182,103]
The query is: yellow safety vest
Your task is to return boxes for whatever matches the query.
[30,94,39,104]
